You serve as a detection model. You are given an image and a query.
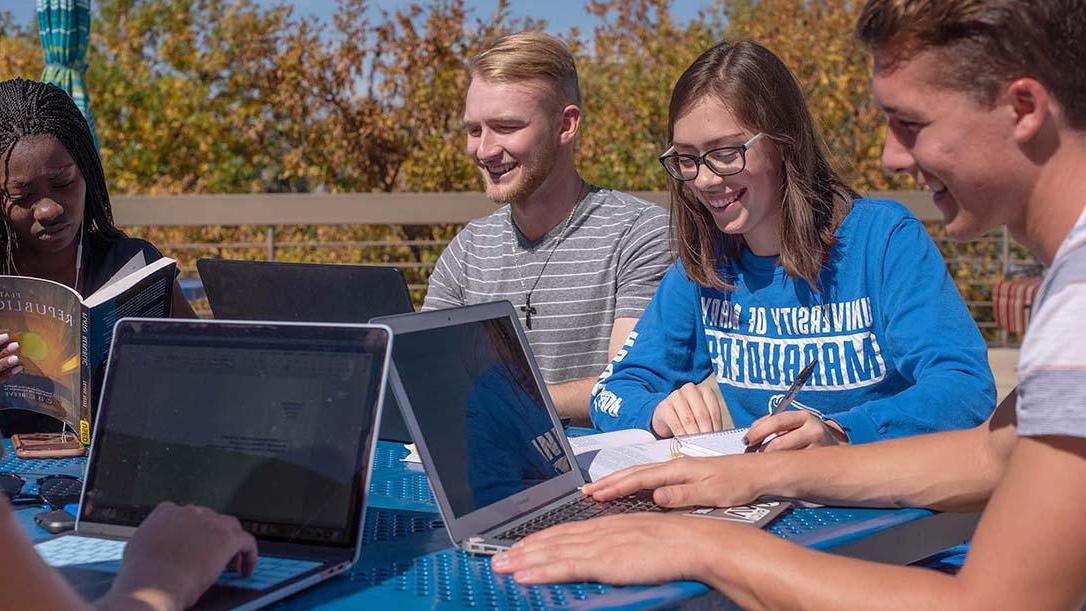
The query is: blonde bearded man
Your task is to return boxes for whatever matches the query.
[424,32,671,423]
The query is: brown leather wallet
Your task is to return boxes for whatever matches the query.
[11,433,86,458]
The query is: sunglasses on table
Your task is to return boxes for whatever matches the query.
[0,472,82,509]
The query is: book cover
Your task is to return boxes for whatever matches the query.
[0,255,176,442]
[0,278,82,430]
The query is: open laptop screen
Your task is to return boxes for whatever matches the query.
[82,320,387,548]
[390,314,572,518]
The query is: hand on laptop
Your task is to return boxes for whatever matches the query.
[580,455,769,509]
[651,383,725,437]
[491,512,764,587]
[98,502,257,611]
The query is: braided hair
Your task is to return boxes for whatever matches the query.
[0,78,125,275]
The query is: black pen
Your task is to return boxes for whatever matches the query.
[745,359,818,452]
[770,359,818,417]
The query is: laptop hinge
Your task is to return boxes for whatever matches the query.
[258,540,354,562]
[76,521,137,540]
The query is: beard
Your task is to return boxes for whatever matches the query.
[479,135,559,206]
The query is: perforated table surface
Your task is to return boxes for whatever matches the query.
[8,438,976,610]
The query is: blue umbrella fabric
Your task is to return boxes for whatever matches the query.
[37,0,98,146]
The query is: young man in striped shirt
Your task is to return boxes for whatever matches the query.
[423,32,671,422]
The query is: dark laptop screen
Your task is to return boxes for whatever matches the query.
[197,259,414,444]
[391,315,572,519]
[82,321,387,548]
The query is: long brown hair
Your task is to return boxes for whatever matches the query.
[667,41,856,289]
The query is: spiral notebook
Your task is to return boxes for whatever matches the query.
[569,427,750,482]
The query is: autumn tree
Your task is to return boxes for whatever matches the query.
[0,0,1022,330]
[574,0,721,191]
[0,12,42,79]
[1,0,907,195]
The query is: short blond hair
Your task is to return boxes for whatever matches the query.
[470,32,581,109]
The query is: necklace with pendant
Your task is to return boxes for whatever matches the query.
[509,182,589,330]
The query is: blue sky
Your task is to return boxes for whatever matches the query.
[3,0,711,33]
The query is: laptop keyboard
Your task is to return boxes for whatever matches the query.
[35,536,322,591]
[495,492,664,541]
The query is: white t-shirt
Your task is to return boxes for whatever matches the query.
[1017,203,1086,438]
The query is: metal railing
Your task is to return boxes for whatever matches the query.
[112,190,1032,344]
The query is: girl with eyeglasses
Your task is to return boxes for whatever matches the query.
[0,79,197,436]
[589,41,994,449]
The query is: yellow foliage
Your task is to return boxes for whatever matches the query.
[0,1,1027,331]
[1,0,906,194]
[0,13,42,80]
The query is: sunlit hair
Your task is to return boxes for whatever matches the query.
[0,78,125,274]
[667,41,855,290]
[858,0,1086,130]
[470,31,581,111]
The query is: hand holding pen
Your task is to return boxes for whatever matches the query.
[743,360,848,452]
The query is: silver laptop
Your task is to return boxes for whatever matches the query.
[375,301,787,555]
[35,318,392,610]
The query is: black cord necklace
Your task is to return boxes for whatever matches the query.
[510,182,589,330]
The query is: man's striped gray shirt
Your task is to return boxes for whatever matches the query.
[423,187,672,384]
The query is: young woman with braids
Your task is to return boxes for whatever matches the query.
[0,78,195,435]
[0,79,262,609]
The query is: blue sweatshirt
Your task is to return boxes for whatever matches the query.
[590,199,996,443]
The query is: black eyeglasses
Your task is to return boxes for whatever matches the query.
[658,133,765,181]
[0,472,82,509]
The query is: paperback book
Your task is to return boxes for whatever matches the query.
[0,255,175,443]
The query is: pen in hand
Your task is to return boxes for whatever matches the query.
[744,359,818,452]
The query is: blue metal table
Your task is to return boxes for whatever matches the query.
[7,439,976,610]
